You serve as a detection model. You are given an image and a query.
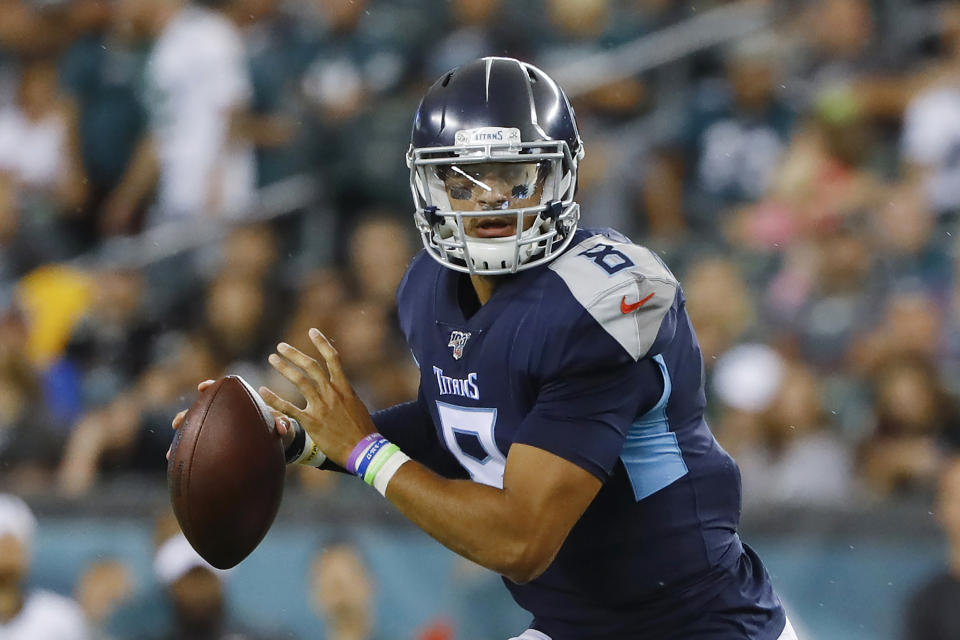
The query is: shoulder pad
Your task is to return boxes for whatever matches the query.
[549,234,679,361]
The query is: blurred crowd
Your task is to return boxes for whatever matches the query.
[0,0,959,638]
[0,492,448,640]
[0,0,957,520]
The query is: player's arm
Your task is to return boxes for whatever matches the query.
[384,443,600,583]
[260,329,656,584]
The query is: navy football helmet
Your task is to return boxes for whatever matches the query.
[407,57,584,275]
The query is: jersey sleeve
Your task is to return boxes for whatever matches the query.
[547,232,681,361]
[513,233,681,479]
[513,352,663,481]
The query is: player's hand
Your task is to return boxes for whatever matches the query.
[166,379,295,461]
[259,328,377,468]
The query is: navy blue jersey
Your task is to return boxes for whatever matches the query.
[385,228,785,640]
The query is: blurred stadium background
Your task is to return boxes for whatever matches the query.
[0,0,958,638]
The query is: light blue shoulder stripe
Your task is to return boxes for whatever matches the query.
[619,354,688,501]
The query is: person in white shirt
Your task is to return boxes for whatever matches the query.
[901,4,960,218]
[0,59,88,211]
[103,0,256,233]
[0,494,91,640]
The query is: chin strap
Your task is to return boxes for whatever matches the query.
[424,206,444,228]
[544,200,568,239]
[544,200,563,220]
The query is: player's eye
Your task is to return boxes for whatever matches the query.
[449,186,473,200]
[512,184,529,199]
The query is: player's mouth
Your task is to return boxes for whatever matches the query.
[471,216,517,238]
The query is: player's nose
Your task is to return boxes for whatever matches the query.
[476,180,512,210]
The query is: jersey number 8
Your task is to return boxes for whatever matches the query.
[436,402,506,489]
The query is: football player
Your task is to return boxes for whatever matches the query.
[175,57,797,639]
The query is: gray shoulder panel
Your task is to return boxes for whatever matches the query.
[549,234,679,360]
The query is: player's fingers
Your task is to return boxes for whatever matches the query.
[197,379,216,392]
[172,410,187,431]
[273,415,288,436]
[276,343,331,390]
[273,415,299,449]
[308,329,348,391]
[259,386,307,425]
[268,353,322,404]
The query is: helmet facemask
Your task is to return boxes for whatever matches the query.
[408,131,582,275]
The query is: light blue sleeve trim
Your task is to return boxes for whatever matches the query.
[619,355,689,501]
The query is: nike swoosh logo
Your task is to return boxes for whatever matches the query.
[620,292,655,314]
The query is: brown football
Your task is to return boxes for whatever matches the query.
[167,375,285,569]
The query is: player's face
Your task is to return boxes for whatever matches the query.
[441,162,545,238]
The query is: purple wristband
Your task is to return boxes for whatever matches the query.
[346,434,382,475]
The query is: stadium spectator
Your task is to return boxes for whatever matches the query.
[298,0,428,209]
[103,0,257,234]
[872,181,952,295]
[57,333,221,495]
[59,0,146,242]
[150,533,280,640]
[57,391,144,496]
[0,57,89,265]
[427,0,524,80]
[860,355,958,496]
[903,456,960,640]
[900,3,960,221]
[786,0,881,101]
[63,268,158,411]
[0,494,91,639]
[0,57,87,210]
[310,541,379,640]
[682,256,756,366]
[648,33,796,234]
[330,299,417,411]
[226,0,310,187]
[768,223,881,368]
[347,214,415,309]
[730,91,878,258]
[282,268,349,352]
[711,342,786,453]
[218,223,282,283]
[539,0,648,122]
[850,290,943,377]
[736,361,855,507]
[298,0,415,124]
[222,0,300,186]
[74,559,134,640]
[201,273,272,376]
[0,300,63,489]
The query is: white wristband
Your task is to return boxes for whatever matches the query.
[292,420,327,468]
[373,451,411,496]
